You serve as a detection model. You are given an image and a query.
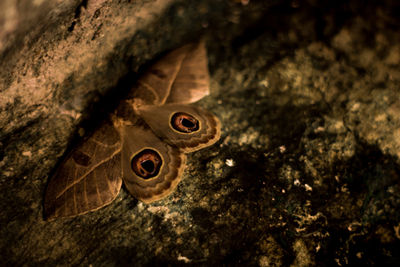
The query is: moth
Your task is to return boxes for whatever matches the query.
[44,42,221,220]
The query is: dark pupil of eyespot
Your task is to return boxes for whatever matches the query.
[182,118,195,128]
[171,112,199,133]
[131,149,162,179]
[141,160,155,173]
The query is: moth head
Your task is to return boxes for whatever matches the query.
[170,112,200,133]
[131,98,146,110]
[131,149,163,179]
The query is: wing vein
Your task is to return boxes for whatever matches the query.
[105,172,114,196]
[137,81,160,103]
[73,182,77,214]
[90,138,118,147]
[83,174,89,210]
[160,52,186,104]
[56,147,121,199]
[93,169,102,204]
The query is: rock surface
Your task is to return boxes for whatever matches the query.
[1,0,400,265]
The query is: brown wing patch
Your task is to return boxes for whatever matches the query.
[131,46,189,105]
[44,121,122,220]
[166,41,210,104]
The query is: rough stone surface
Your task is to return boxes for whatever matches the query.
[1,0,400,266]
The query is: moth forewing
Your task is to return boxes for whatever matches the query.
[44,121,123,220]
[166,41,211,104]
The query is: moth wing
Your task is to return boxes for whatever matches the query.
[44,120,122,220]
[132,42,210,105]
[136,104,221,153]
[165,41,210,104]
[132,44,188,105]
[120,124,186,203]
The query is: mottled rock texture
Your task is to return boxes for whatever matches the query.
[1,0,400,266]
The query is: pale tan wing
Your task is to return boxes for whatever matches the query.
[131,45,189,105]
[44,120,122,220]
[120,124,186,203]
[165,41,210,104]
[136,103,221,153]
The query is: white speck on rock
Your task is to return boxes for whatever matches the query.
[177,255,191,263]
[304,184,312,191]
[350,102,360,111]
[259,79,269,88]
[225,158,235,167]
[137,202,144,212]
[22,151,32,157]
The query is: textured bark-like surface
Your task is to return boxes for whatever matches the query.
[1,0,400,266]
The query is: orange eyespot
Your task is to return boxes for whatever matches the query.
[171,112,199,133]
[131,149,162,179]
